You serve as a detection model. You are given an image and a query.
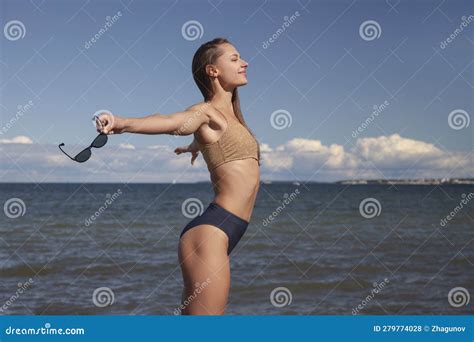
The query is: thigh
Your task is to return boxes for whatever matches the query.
[178,224,230,315]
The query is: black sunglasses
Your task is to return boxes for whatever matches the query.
[58,133,108,163]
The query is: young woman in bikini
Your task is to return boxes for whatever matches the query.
[96,37,261,315]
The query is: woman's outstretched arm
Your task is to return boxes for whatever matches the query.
[174,137,200,165]
[96,102,210,136]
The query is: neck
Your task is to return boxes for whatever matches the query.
[210,82,235,113]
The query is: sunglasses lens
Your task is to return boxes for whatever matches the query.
[75,149,92,163]
[91,134,108,148]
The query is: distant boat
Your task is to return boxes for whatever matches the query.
[262,180,272,184]
[292,181,300,186]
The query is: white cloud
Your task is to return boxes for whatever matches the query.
[262,153,293,170]
[0,134,471,182]
[0,135,33,144]
[0,141,204,183]
[260,134,472,181]
[146,144,171,150]
[45,155,70,166]
[259,143,273,153]
[119,143,135,150]
[354,134,442,166]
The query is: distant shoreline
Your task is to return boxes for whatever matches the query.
[333,178,474,185]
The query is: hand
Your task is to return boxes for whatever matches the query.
[174,143,200,165]
[95,112,126,135]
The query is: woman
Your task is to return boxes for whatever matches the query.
[96,37,261,315]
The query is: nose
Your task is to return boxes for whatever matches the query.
[242,59,248,68]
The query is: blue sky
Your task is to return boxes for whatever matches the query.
[0,0,472,182]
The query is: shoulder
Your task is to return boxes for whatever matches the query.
[185,102,213,114]
[185,102,215,123]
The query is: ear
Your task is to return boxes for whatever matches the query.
[205,64,218,78]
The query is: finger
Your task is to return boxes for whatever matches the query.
[97,114,108,126]
[99,114,114,130]
[94,118,103,129]
[104,119,114,131]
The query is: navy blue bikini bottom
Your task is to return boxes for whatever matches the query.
[180,202,249,255]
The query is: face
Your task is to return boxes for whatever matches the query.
[212,43,249,88]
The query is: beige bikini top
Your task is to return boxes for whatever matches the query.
[196,110,260,172]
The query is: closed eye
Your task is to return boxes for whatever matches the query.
[231,54,242,62]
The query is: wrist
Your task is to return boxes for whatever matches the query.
[190,139,199,149]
